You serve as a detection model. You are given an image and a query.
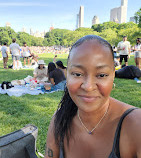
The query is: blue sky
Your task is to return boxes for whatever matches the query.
[0,0,140,33]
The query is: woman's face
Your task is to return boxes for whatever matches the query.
[67,40,115,113]
[39,64,44,69]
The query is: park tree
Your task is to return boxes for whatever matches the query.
[92,22,119,32]
[134,8,141,28]
[99,28,117,45]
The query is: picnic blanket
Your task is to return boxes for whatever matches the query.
[0,83,65,97]
[0,84,44,97]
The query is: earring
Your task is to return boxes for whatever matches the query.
[112,83,115,90]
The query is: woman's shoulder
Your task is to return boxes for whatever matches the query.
[45,115,60,158]
[110,98,141,156]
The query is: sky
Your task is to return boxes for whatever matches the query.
[0,0,140,34]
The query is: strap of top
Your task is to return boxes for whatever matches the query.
[110,108,138,157]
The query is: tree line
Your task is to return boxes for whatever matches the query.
[0,8,140,47]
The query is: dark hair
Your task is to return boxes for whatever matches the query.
[4,42,7,45]
[48,62,56,74]
[12,38,16,43]
[23,42,26,45]
[38,65,45,69]
[123,36,127,38]
[54,35,114,146]
[136,38,141,45]
[56,60,66,69]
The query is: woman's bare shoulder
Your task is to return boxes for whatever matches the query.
[120,107,141,157]
[44,115,59,158]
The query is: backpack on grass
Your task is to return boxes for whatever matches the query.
[0,124,38,158]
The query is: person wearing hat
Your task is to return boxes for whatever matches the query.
[117,36,131,66]
[33,60,48,83]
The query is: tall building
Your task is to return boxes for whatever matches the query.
[110,0,128,23]
[76,6,84,29]
[92,16,99,25]
[76,14,79,28]
[79,6,84,27]
[30,28,34,36]
[21,27,26,33]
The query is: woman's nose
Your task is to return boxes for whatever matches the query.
[81,76,97,92]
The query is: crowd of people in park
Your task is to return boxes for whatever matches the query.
[0,37,141,71]
[0,38,70,70]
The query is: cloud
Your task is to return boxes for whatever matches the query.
[0,2,48,7]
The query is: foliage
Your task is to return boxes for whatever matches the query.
[134,8,141,27]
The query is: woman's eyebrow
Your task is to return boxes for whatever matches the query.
[96,65,111,69]
[70,64,84,69]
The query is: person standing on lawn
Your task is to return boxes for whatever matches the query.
[117,36,131,66]
[9,38,21,70]
[1,42,8,69]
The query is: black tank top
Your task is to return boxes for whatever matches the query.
[59,108,137,158]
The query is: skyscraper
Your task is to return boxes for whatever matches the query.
[79,6,84,27]
[92,16,99,25]
[110,0,128,23]
[76,6,84,29]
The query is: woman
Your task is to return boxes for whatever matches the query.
[33,60,48,83]
[134,38,141,69]
[44,62,66,91]
[45,35,141,158]
[56,60,67,78]
[22,42,31,66]
[1,42,8,69]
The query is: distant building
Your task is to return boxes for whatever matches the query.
[21,27,26,33]
[76,14,79,28]
[49,25,54,31]
[110,0,128,23]
[30,28,34,36]
[92,16,99,25]
[76,6,84,29]
[5,22,11,27]
[30,29,46,38]
[130,16,136,23]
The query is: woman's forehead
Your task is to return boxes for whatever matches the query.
[69,41,111,60]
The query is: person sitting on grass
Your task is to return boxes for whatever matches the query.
[56,60,67,78]
[43,62,66,91]
[33,60,48,83]
[45,35,141,158]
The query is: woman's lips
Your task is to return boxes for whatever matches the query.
[78,95,98,103]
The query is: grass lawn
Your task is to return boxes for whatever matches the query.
[0,53,141,155]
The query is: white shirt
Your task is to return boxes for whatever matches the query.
[117,41,130,55]
[1,46,8,57]
[9,43,20,56]
[135,44,141,52]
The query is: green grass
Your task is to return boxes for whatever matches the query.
[0,54,141,154]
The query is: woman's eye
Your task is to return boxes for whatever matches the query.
[97,74,108,78]
[71,72,82,77]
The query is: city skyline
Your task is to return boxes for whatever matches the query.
[0,0,140,33]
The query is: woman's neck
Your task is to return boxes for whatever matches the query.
[78,100,110,130]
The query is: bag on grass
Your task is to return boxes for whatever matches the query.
[1,81,14,89]
[0,124,38,158]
